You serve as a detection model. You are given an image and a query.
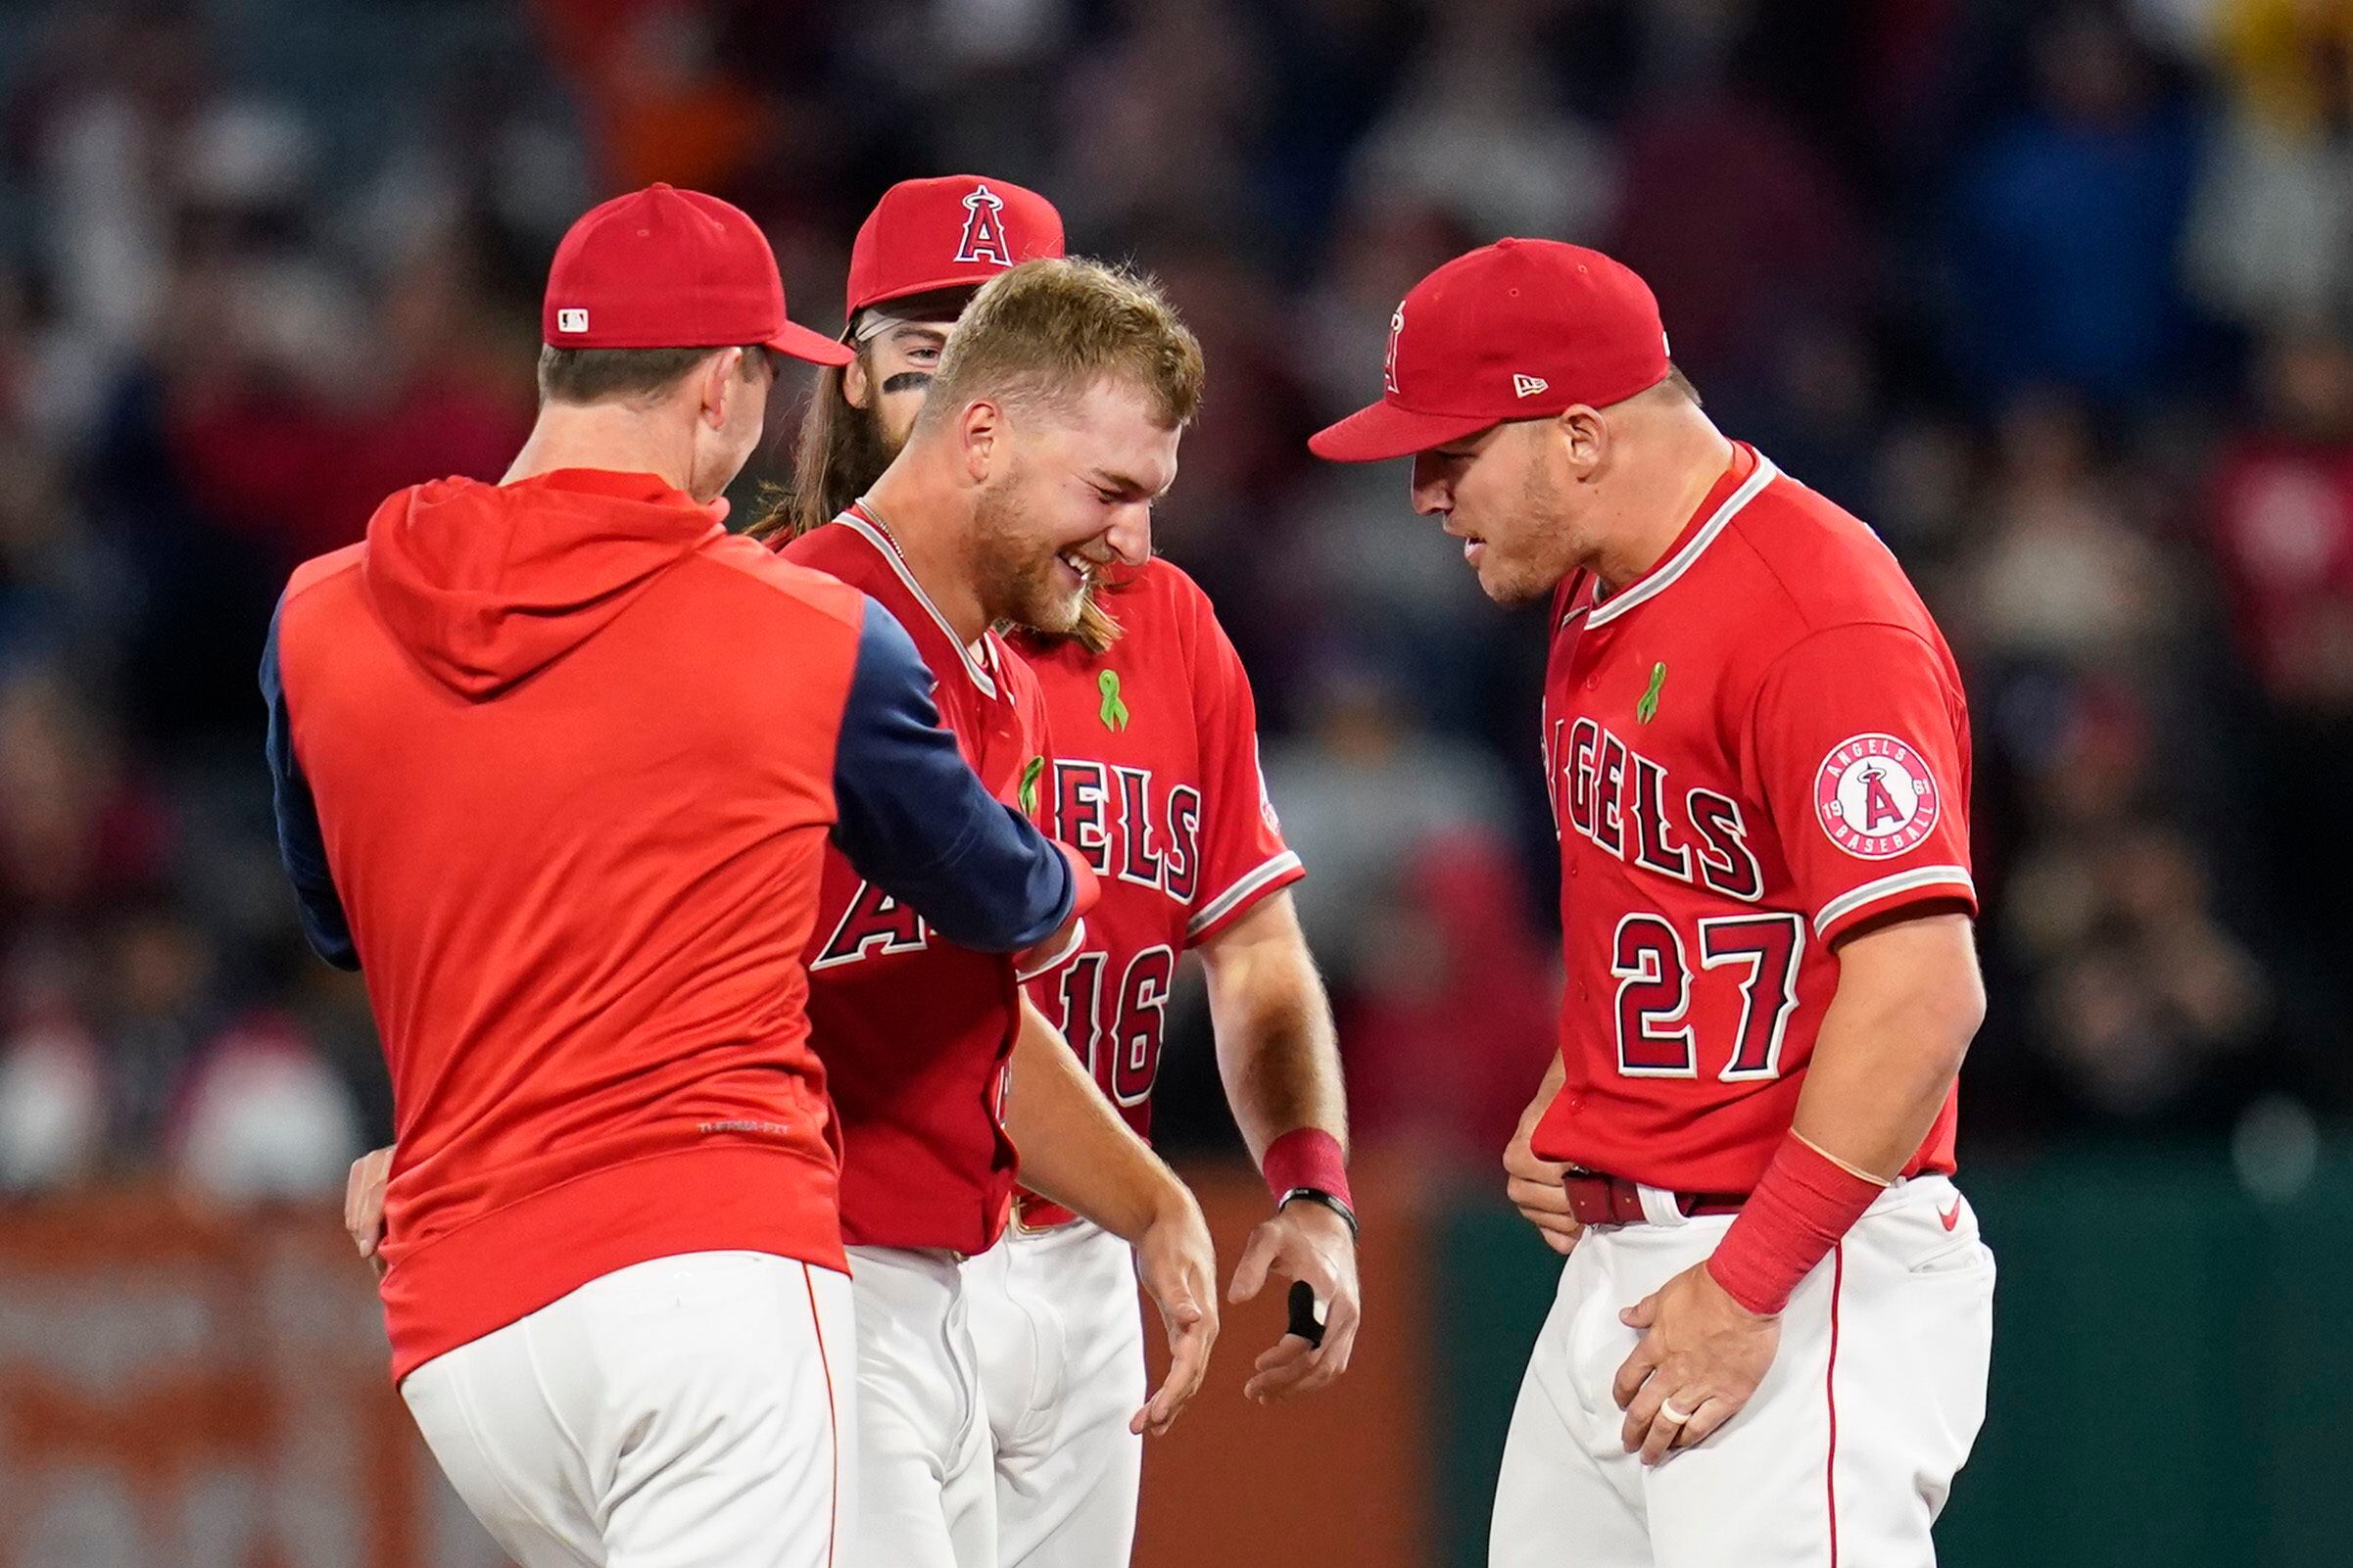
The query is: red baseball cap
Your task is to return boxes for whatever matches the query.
[1309,238,1671,462]
[843,175,1066,320]
[543,184,852,366]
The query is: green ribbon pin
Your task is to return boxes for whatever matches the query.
[1098,669,1131,732]
[1637,661,1667,724]
[1019,755,1044,818]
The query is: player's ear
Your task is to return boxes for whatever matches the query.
[697,348,744,430]
[958,397,1003,481]
[1553,404,1609,477]
[843,352,873,409]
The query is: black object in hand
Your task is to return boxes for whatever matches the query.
[1286,1279,1325,1348]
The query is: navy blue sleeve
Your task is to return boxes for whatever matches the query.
[831,597,1075,952]
[261,601,359,971]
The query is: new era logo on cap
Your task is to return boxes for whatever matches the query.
[556,308,589,334]
[1308,238,1672,463]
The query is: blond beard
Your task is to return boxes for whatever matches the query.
[970,466,1091,636]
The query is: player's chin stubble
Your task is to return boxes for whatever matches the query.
[971,476,1086,635]
[1472,540,1554,607]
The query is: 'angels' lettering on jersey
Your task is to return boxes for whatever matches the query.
[1052,759,1202,905]
[1546,716,1763,902]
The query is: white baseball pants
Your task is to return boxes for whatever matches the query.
[845,1244,997,1568]
[400,1250,853,1568]
[965,1220,1148,1568]
[1490,1173,1994,1568]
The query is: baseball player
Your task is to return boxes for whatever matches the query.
[271,185,1095,1568]
[1310,239,1995,1567]
[756,174,1360,1568]
[773,255,1223,1568]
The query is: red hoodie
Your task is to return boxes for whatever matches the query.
[263,468,1083,1381]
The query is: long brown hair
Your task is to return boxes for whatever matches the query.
[744,355,897,544]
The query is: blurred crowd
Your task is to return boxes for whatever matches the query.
[0,0,2348,1205]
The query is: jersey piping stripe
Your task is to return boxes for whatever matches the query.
[1186,850,1305,940]
[802,1262,840,1568]
[1825,1242,1846,1568]
[838,510,999,697]
[1586,452,1781,629]
[1812,865,1975,938]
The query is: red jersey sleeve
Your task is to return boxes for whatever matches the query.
[1183,595,1303,945]
[1749,622,1976,946]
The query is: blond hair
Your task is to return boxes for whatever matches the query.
[916,257,1205,436]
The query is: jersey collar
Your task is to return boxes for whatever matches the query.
[840,502,999,697]
[1585,446,1778,630]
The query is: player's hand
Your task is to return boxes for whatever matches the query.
[1131,1187,1220,1437]
[345,1145,394,1279]
[1504,1098,1581,1257]
[1612,1261,1780,1465]
[1227,1198,1360,1403]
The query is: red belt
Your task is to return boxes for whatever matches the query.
[1561,1169,1748,1228]
[1009,1190,1081,1234]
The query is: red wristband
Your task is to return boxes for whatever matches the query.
[1262,1126,1351,1211]
[1705,1133,1882,1315]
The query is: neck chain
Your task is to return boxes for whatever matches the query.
[852,495,994,663]
[852,495,904,560]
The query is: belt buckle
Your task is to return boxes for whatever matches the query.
[1010,1193,1076,1236]
[1561,1166,1612,1229]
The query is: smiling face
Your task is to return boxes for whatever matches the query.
[968,377,1176,634]
[1410,417,1589,605]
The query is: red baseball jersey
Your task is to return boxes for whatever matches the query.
[1535,445,1976,1193]
[1015,559,1303,1168]
[780,507,1054,1254]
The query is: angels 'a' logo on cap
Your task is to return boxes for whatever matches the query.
[1382,307,1405,396]
[1815,733,1941,860]
[955,184,1014,265]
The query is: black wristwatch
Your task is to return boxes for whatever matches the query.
[1278,1186,1359,1242]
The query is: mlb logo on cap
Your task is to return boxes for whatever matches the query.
[1310,238,1672,462]
[541,183,849,365]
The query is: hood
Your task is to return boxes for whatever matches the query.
[361,470,723,698]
